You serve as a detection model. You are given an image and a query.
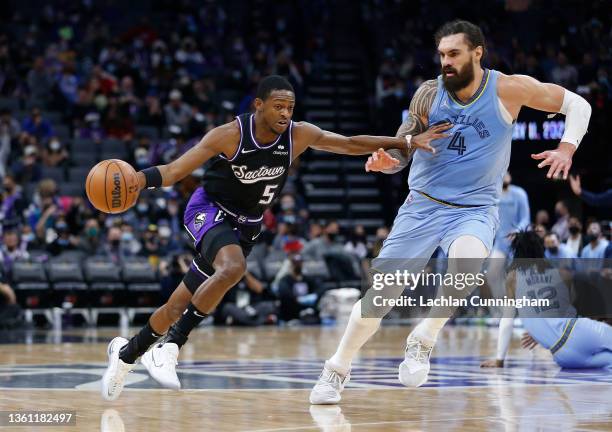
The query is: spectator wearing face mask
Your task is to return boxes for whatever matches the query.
[42,137,68,167]
[302,220,344,261]
[579,221,609,272]
[79,218,103,255]
[551,200,570,242]
[565,217,584,256]
[120,223,142,255]
[569,175,612,208]
[103,226,135,264]
[344,225,368,259]
[544,232,576,259]
[46,218,79,256]
[11,144,42,184]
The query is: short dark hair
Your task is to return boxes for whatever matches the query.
[256,75,294,100]
[434,20,486,58]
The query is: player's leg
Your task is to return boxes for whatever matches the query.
[311,194,438,404]
[399,206,495,387]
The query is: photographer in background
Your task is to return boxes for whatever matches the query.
[214,271,278,326]
[277,254,320,323]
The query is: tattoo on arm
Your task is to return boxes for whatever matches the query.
[385,80,437,171]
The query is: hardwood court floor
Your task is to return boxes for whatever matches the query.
[0,325,611,431]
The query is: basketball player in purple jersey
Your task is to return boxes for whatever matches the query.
[101,75,451,400]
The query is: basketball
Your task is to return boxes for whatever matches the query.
[85,159,140,214]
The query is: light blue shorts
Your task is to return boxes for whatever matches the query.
[377,191,499,260]
[553,318,612,369]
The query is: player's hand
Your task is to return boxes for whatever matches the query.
[569,174,582,196]
[480,358,504,368]
[411,122,453,154]
[520,332,538,350]
[365,148,400,172]
[531,142,575,180]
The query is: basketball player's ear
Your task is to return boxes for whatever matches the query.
[254,98,264,112]
[473,46,483,63]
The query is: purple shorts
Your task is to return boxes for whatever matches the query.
[182,187,261,293]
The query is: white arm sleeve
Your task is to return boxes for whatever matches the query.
[496,317,515,361]
[559,89,591,147]
[381,148,411,174]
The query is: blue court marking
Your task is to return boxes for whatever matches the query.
[0,357,610,390]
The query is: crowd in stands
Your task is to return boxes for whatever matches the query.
[0,1,610,327]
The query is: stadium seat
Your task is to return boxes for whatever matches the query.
[135,125,160,139]
[58,182,84,197]
[122,260,161,292]
[71,153,97,166]
[84,258,125,291]
[263,260,284,282]
[246,260,264,281]
[54,125,70,139]
[40,166,66,183]
[46,261,88,292]
[50,250,86,263]
[11,260,49,292]
[302,260,330,279]
[68,167,91,182]
[72,138,97,150]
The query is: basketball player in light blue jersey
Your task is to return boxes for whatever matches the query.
[311,20,592,404]
[481,231,612,370]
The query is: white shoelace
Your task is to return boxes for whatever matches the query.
[320,368,346,388]
[405,338,433,363]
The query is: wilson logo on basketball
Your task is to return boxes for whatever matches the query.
[111,173,122,208]
[231,165,285,184]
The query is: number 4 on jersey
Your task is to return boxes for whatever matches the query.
[447,132,467,155]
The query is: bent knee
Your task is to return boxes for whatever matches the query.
[215,259,247,286]
[449,235,489,259]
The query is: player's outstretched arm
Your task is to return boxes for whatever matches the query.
[500,74,591,180]
[136,122,240,189]
[290,121,408,158]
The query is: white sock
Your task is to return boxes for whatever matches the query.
[411,318,448,345]
[328,300,381,376]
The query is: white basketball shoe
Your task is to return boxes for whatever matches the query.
[398,332,434,387]
[141,342,181,390]
[310,361,350,405]
[101,337,135,401]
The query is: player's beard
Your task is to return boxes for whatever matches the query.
[441,61,475,93]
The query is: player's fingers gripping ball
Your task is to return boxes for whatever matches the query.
[86,159,140,214]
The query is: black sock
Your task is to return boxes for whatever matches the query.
[119,321,164,364]
[165,303,208,348]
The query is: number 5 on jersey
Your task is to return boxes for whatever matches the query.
[259,184,278,205]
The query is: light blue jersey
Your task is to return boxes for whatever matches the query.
[514,266,612,369]
[408,69,514,206]
[494,185,530,253]
[515,266,576,349]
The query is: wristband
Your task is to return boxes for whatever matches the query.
[405,134,413,150]
[142,167,162,189]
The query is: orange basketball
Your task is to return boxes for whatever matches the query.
[85,159,140,214]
